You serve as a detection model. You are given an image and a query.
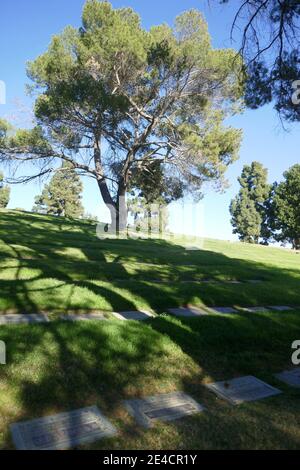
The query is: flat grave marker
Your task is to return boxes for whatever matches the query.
[168,307,207,317]
[124,391,204,428]
[180,279,224,284]
[10,406,117,450]
[240,306,270,313]
[199,278,217,283]
[0,314,49,325]
[115,278,167,284]
[268,306,293,312]
[179,278,217,284]
[112,310,154,321]
[225,280,242,284]
[205,375,281,405]
[211,307,238,314]
[275,368,300,388]
[60,313,106,322]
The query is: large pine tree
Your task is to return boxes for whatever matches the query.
[33,163,84,218]
[0,1,243,231]
[230,161,271,243]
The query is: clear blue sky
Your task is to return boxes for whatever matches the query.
[0,0,299,240]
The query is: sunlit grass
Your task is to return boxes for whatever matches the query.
[1,312,300,449]
[1,210,300,449]
[0,210,300,313]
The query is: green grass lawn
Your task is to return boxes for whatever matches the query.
[0,210,300,449]
[0,210,300,313]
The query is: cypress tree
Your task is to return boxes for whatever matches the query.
[230,161,270,243]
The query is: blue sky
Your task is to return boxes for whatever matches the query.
[0,0,299,240]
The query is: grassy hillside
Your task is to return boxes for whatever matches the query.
[0,210,299,314]
[1,210,300,450]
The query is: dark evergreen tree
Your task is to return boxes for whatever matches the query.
[271,164,300,249]
[230,161,271,243]
[130,160,183,205]
[128,161,183,234]
[33,163,84,218]
[0,172,10,208]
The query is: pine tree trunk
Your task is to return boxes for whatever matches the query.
[116,183,127,233]
[147,207,152,236]
[96,179,128,234]
[96,177,116,222]
[93,141,128,234]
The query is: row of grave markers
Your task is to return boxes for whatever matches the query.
[113,278,265,284]
[10,369,300,450]
[0,304,295,324]
[3,306,299,449]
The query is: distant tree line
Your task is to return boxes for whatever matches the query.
[230,162,300,249]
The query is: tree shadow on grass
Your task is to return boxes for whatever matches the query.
[1,311,300,449]
[144,311,300,449]
[1,211,300,448]
[1,210,300,313]
[151,312,300,380]
[0,318,199,449]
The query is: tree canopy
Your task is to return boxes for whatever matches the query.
[221,0,300,120]
[1,0,243,229]
[128,160,180,234]
[129,160,183,206]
